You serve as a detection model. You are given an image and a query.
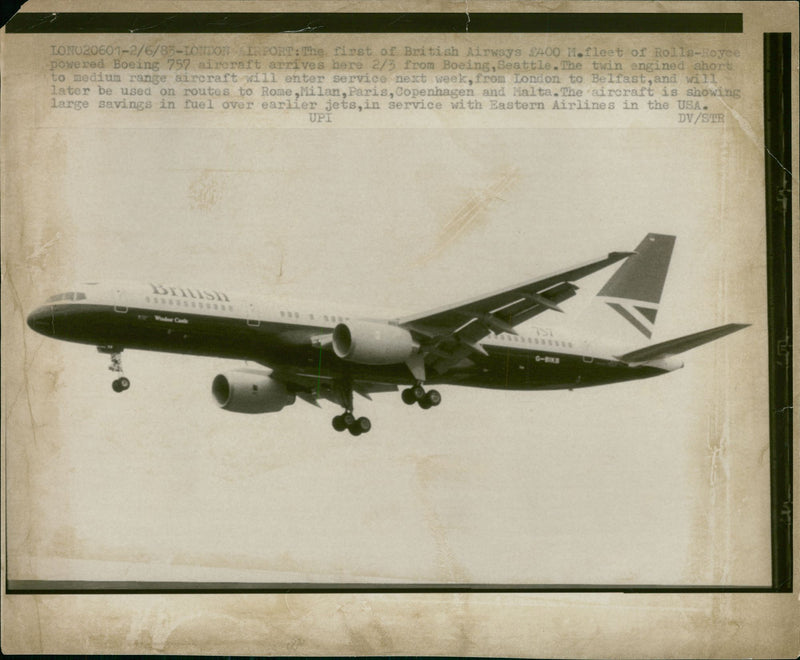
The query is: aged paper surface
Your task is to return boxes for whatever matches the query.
[2,0,797,656]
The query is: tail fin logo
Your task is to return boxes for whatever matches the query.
[575,234,674,343]
[604,299,659,338]
[593,234,675,340]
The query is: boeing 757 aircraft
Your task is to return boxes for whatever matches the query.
[27,233,747,435]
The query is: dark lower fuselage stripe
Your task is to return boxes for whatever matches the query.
[29,303,666,390]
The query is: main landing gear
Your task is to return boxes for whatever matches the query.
[331,412,372,436]
[98,346,130,393]
[330,376,371,435]
[401,383,441,409]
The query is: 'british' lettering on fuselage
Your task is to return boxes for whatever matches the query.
[149,283,230,302]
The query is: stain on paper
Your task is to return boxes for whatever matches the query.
[416,167,520,265]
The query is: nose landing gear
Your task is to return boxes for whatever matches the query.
[401,384,441,409]
[111,376,130,393]
[98,346,130,393]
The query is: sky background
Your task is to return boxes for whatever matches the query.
[6,124,770,586]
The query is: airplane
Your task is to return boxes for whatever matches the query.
[26,233,748,435]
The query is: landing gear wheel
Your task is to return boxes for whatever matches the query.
[419,398,432,410]
[402,388,417,405]
[411,384,426,401]
[424,389,441,407]
[112,377,130,393]
[101,348,129,393]
[342,412,356,428]
[348,416,371,436]
[332,414,347,432]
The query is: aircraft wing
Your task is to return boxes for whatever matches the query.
[398,250,633,374]
[268,368,398,407]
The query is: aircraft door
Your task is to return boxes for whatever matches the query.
[247,303,260,327]
[114,288,128,313]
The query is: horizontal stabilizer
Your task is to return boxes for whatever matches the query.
[617,323,749,363]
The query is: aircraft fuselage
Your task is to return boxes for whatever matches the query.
[26,281,675,392]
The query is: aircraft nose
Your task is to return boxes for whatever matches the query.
[27,305,54,335]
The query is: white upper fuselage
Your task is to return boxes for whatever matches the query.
[38,279,630,362]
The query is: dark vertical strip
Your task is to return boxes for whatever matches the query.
[763,32,792,592]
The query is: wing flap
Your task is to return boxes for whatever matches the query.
[269,369,398,406]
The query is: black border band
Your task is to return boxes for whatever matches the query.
[4,580,780,595]
[5,12,743,34]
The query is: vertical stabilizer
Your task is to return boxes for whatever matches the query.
[579,233,676,343]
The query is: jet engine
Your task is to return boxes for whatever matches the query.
[332,320,416,365]
[212,369,296,414]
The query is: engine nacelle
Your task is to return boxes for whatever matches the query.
[332,320,416,365]
[212,369,295,414]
